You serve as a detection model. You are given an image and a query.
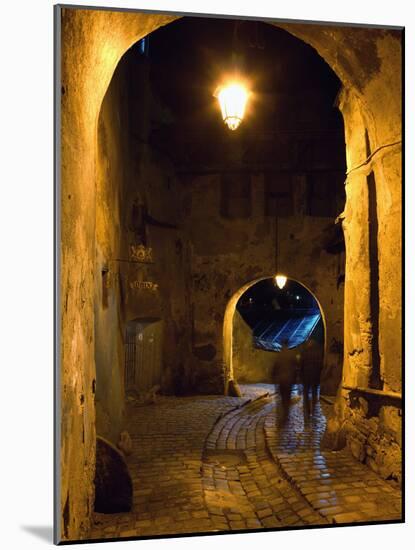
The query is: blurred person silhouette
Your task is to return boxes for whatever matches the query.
[273,338,298,425]
[299,337,323,420]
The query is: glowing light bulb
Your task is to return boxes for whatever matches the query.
[215,82,249,131]
[275,275,287,289]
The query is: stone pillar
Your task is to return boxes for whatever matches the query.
[342,175,373,388]
[375,146,402,393]
[339,87,402,394]
[324,85,402,485]
[338,90,374,390]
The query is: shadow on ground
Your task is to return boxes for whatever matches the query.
[21,525,53,544]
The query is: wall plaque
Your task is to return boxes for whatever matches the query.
[129,280,159,291]
[129,244,153,264]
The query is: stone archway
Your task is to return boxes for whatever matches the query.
[223,276,327,390]
[58,6,402,540]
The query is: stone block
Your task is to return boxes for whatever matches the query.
[94,436,133,513]
[349,438,366,462]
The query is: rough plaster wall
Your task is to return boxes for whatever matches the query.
[327,86,402,484]
[182,173,342,393]
[94,57,128,445]
[340,91,374,389]
[375,147,402,393]
[319,36,401,482]
[183,173,274,392]
[340,84,402,388]
[119,57,193,396]
[59,6,402,537]
[121,164,191,393]
[59,6,178,541]
[94,43,194,439]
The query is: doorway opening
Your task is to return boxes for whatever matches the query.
[124,318,163,395]
[224,277,325,387]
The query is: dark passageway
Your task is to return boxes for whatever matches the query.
[230,277,326,397]
[87,15,400,539]
[58,7,402,542]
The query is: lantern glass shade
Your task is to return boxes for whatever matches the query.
[275,275,287,289]
[215,83,249,131]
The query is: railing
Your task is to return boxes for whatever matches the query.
[342,385,402,402]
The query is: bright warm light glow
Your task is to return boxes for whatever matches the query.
[275,275,287,289]
[215,83,249,131]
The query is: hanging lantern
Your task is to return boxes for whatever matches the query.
[275,275,287,289]
[214,82,249,131]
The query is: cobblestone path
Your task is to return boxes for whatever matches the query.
[202,393,325,530]
[91,389,268,540]
[264,387,401,525]
[90,384,401,541]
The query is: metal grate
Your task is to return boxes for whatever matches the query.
[124,319,163,394]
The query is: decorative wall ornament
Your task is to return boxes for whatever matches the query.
[129,244,154,263]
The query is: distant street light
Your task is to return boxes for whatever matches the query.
[275,275,287,289]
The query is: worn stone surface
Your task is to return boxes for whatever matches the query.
[90,386,400,540]
[264,390,401,523]
[94,56,127,444]
[94,48,194,447]
[325,84,402,482]
[182,173,345,395]
[339,394,402,484]
[59,7,178,541]
[90,391,266,539]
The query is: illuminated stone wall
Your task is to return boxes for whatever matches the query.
[94,44,193,442]
[59,7,178,541]
[324,85,402,485]
[94,56,127,448]
[181,173,344,394]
